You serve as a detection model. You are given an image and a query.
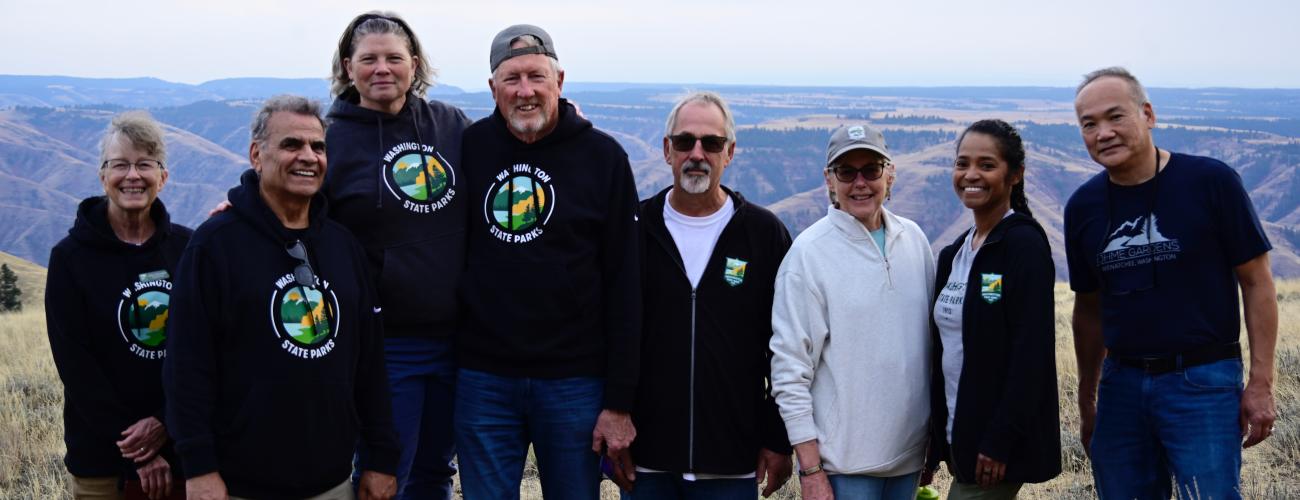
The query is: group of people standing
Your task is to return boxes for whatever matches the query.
[44,9,1278,500]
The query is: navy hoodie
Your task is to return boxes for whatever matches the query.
[164,170,399,498]
[325,94,471,339]
[46,197,191,479]
[459,99,643,411]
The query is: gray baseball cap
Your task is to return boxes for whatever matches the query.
[826,123,891,166]
[490,24,558,72]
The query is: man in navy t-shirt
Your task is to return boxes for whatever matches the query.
[1065,67,1279,500]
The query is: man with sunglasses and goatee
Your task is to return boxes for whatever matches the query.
[1066,67,1278,500]
[626,92,794,498]
[164,95,399,500]
[454,25,642,499]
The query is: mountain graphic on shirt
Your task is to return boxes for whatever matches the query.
[1102,214,1172,252]
[393,153,448,201]
[128,290,170,347]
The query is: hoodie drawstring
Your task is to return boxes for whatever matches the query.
[375,116,385,209]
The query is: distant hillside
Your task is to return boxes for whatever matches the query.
[0,75,463,108]
[0,251,46,307]
[1,78,1298,278]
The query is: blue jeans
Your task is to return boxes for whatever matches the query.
[620,472,756,500]
[354,338,457,500]
[1090,357,1244,500]
[454,369,603,500]
[826,472,920,500]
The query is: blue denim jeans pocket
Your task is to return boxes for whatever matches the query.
[1181,358,1243,391]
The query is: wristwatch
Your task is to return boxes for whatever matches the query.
[798,463,824,477]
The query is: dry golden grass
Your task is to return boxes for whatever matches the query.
[5,281,1299,498]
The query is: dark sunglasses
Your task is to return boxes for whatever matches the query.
[827,163,888,183]
[668,133,728,153]
[286,240,318,289]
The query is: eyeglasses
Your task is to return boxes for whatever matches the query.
[286,239,333,337]
[1098,147,1162,296]
[286,240,318,289]
[668,133,729,153]
[102,159,163,174]
[827,163,888,183]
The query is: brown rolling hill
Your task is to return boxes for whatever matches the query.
[0,251,46,307]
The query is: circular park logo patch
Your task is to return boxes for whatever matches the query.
[269,272,340,359]
[116,276,173,360]
[381,142,457,214]
[482,163,556,244]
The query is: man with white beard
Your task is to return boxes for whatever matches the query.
[625,91,794,498]
[454,24,643,499]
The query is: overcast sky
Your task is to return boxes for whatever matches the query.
[5,0,1297,90]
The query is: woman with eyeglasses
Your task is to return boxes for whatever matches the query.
[46,112,191,500]
[770,123,936,500]
[925,119,1060,499]
[324,11,471,500]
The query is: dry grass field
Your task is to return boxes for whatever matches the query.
[3,281,1297,499]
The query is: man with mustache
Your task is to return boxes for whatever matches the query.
[164,95,399,500]
[1065,67,1278,500]
[455,25,642,499]
[625,91,794,498]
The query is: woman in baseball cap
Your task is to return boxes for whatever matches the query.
[770,123,937,500]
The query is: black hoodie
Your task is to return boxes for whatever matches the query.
[164,170,398,498]
[633,186,793,474]
[459,99,643,411]
[46,197,191,479]
[926,212,1061,484]
[325,95,471,339]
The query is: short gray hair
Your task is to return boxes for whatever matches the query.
[490,34,563,81]
[1077,66,1149,108]
[664,91,736,143]
[250,95,326,146]
[99,111,167,166]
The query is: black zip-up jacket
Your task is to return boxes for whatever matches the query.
[632,187,793,474]
[325,94,471,339]
[926,212,1061,484]
[164,170,398,498]
[46,197,190,479]
[459,99,643,411]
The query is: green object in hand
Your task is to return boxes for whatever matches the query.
[916,485,940,500]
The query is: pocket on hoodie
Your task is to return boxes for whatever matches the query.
[463,261,579,329]
[377,233,466,328]
[219,379,359,485]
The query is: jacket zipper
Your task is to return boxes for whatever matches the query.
[688,287,697,472]
[949,231,1003,485]
[872,229,894,289]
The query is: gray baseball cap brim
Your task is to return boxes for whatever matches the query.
[490,24,558,72]
[826,123,892,166]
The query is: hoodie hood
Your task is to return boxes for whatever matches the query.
[947,211,1047,249]
[227,169,328,244]
[70,196,174,252]
[327,93,430,210]
[487,98,591,149]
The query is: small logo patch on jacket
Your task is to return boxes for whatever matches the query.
[724,258,748,287]
[981,273,1003,303]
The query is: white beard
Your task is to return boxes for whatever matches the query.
[679,160,712,194]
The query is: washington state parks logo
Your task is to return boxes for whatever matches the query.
[269,273,340,359]
[116,273,173,360]
[382,142,456,214]
[483,163,556,244]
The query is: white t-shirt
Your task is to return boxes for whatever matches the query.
[664,194,735,289]
[933,229,978,444]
